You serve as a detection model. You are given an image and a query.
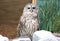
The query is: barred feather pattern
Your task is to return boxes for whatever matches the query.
[17,3,39,38]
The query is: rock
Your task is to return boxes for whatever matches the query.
[56,37,60,41]
[32,30,58,41]
[12,38,31,41]
[0,35,9,41]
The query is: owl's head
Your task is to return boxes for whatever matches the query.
[23,3,38,13]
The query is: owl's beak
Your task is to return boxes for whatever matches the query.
[30,9,33,13]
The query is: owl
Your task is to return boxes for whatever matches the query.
[17,3,39,39]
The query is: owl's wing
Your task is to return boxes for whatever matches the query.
[17,16,26,37]
[17,20,23,37]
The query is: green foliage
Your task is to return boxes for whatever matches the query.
[53,11,60,33]
[38,0,60,32]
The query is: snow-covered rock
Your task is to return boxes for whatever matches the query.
[0,35,9,41]
[32,30,58,41]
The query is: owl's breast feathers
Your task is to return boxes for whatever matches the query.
[21,14,39,28]
[20,14,38,23]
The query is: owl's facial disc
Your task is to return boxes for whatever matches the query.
[27,7,36,13]
[23,3,38,13]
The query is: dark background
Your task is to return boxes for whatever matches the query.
[0,0,31,39]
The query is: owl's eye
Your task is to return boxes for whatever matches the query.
[28,7,30,9]
[32,7,36,9]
